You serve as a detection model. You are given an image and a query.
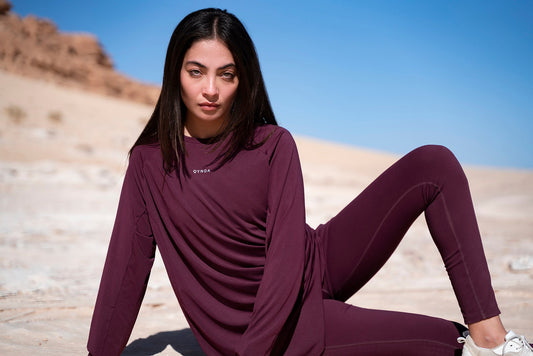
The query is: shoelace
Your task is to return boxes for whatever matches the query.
[503,334,533,354]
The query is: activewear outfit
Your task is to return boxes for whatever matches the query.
[88,125,501,355]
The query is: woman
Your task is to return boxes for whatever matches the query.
[87,8,532,356]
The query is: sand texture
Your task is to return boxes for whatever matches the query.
[1,70,532,355]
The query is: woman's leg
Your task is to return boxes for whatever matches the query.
[315,145,502,347]
[323,299,466,355]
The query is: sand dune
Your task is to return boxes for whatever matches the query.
[1,70,531,355]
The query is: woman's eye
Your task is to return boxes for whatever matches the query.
[189,69,201,77]
[221,72,235,80]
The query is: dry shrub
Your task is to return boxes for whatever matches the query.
[48,110,63,123]
[75,143,94,154]
[5,105,27,123]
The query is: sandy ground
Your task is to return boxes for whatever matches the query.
[0,70,531,355]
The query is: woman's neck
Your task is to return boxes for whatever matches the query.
[184,118,226,139]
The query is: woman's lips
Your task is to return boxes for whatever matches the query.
[199,102,219,111]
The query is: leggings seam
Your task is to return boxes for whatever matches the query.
[324,338,458,351]
[440,193,487,321]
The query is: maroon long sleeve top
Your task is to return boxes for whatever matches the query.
[87,125,325,355]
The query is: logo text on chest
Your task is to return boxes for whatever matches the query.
[192,169,211,174]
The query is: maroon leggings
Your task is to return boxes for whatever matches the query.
[311,145,501,355]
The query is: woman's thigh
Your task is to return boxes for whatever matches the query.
[323,299,465,355]
[316,146,446,300]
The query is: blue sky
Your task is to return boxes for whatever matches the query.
[12,0,533,168]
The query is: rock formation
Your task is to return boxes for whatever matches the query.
[0,0,159,105]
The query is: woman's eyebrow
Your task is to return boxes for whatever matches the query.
[184,61,236,70]
[184,61,206,68]
[218,63,236,70]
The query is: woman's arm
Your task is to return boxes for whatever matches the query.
[87,149,156,356]
[236,130,307,355]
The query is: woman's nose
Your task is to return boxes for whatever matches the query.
[202,77,219,101]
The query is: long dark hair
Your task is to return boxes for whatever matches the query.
[130,8,277,174]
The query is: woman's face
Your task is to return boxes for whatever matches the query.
[180,39,239,138]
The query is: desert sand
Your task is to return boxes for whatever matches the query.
[1,70,531,355]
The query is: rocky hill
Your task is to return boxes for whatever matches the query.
[0,0,159,105]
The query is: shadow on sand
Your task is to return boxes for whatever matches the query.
[122,328,205,355]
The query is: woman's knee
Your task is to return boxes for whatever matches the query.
[411,144,457,163]
[411,145,462,170]
[402,145,467,187]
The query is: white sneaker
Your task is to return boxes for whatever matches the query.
[458,330,533,355]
